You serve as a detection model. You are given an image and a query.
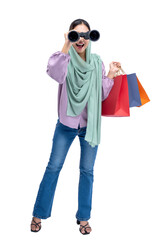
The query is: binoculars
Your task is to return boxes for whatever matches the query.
[68,30,100,42]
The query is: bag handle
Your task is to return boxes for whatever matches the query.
[114,67,126,77]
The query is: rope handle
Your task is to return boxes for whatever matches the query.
[114,67,126,77]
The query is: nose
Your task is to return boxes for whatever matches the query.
[78,37,85,43]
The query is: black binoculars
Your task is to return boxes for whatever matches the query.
[68,30,100,42]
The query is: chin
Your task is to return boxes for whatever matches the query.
[77,49,85,54]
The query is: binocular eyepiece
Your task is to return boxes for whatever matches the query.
[68,30,100,42]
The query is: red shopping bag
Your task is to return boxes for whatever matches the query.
[102,74,130,117]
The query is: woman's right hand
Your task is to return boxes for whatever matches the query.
[61,31,73,54]
[64,31,73,45]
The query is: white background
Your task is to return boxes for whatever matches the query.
[0,0,159,239]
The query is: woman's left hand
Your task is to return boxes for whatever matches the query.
[107,61,121,79]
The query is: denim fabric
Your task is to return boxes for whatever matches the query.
[32,118,98,221]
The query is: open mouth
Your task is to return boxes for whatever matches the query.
[76,43,84,49]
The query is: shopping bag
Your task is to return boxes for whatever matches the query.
[119,68,150,107]
[127,73,142,107]
[136,77,150,106]
[102,74,130,117]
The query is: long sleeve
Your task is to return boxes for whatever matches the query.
[46,51,71,84]
[101,61,114,101]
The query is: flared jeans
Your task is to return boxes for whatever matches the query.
[32,118,98,221]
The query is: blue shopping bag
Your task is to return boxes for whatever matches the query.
[127,73,142,107]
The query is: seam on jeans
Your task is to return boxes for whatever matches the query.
[33,177,46,213]
[76,216,90,221]
[33,213,51,219]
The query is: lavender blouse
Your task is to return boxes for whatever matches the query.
[46,51,114,129]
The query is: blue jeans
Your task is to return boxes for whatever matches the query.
[32,118,98,221]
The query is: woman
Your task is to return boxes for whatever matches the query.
[30,19,121,235]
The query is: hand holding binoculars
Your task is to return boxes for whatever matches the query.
[68,30,100,42]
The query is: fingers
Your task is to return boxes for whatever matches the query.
[64,30,74,39]
[64,31,69,40]
[110,62,121,68]
[113,62,121,65]
[64,31,74,46]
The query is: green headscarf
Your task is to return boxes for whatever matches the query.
[66,41,102,148]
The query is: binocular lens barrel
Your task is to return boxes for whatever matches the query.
[68,31,79,42]
[89,30,100,41]
[68,30,100,42]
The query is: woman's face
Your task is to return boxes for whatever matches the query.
[72,24,90,54]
